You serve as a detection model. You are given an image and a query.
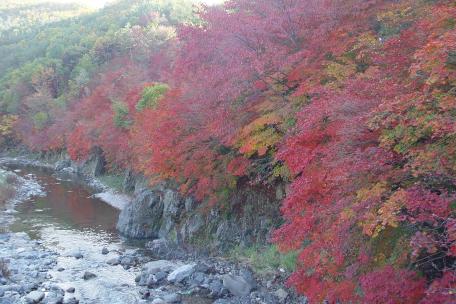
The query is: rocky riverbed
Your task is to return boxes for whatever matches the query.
[0,158,306,304]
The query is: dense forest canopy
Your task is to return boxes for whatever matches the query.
[1,0,456,303]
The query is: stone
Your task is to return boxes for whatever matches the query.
[207,278,225,298]
[135,274,141,283]
[106,257,120,266]
[222,274,254,297]
[167,264,196,283]
[163,293,181,303]
[147,271,167,287]
[42,292,64,304]
[66,287,75,293]
[159,190,184,237]
[57,268,65,272]
[116,190,164,239]
[139,288,150,299]
[25,290,45,303]
[82,271,96,280]
[146,238,185,259]
[240,268,257,289]
[101,247,109,255]
[54,160,71,171]
[120,255,138,269]
[275,288,289,303]
[142,260,179,275]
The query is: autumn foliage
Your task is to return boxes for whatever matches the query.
[2,0,456,302]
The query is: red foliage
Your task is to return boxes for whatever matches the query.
[360,266,426,304]
[9,0,456,302]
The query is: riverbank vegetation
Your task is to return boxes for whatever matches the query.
[1,0,456,302]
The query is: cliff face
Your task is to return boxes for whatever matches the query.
[45,149,284,253]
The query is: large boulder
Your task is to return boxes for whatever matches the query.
[167,263,196,283]
[221,274,254,297]
[24,291,45,303]
[142,260,180,275]
[116,190,164,239]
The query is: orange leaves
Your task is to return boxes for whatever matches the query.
[236,113,282,157]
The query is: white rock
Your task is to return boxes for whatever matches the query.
[167,264,196,283]
[25,290,45,303]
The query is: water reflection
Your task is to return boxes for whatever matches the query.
[9,167,119,236]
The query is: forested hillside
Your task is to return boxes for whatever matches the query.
[1,0,456,303]
[0,0,92,37]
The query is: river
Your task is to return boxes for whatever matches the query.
[0,164,215,304]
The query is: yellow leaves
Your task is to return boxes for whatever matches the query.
[0,115,17,136]
[377,6,414,27]
[356,182,388,203]
[354,33,381,50]
[326,62,357,80]
[359,188,405,238]
[237,113,282,157]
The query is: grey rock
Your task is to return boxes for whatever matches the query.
[116,190,164,239]
[167,264,196,283]
[135,274,141,283]
[106,257,120,266]
[239,268,257,289]
[57,267,65,272]
[215,221,242,250]
[42,292,64,304]
[159,190,184,238]
[145,239,184,259]
[139,288,150,299]
[180,214,204,241]
[147,271,167,287]
[142,260,179,275]
[191,272,207,284]
[82,271,96,280]
[49,286,64,296]
[82,148,105,177]
[66,287,75,293]
[54,160,71,171]
[207,278,225,298]
[275,289,289,303]
[120,255,138,269]
[122,170,136,193]
[101,247,109,255]
[184,197,195,212]
[25,290,45,303]
[222,274,254,297]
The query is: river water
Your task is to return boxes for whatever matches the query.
[0,165,173,303]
